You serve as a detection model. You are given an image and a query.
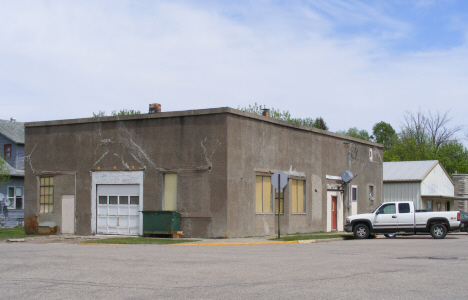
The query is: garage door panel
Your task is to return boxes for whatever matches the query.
[97,217,108,226]
[129,217,139,227]
[119,207,129,215]
[129,206,139,215]
[96,184,140,236]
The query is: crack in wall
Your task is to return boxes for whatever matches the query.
[114,153,130,169]
[94,150,109,166]
[24,143,37,173]
[201,137,221,169]
[93,122,161,171]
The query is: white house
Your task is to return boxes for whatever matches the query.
[383,160,465,211]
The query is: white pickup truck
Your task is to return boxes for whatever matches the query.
[345,201,460,239]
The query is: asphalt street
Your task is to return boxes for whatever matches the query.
[1,234,468,299]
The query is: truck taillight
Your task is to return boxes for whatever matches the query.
[457,212,460,221]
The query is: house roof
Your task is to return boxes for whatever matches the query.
[0,119,25,144]
[383,160,440,182]
[3,161,24,177]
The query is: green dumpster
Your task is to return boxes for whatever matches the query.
[142,211,181,236]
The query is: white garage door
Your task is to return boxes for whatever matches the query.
[97,184,140,235]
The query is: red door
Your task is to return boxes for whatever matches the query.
[332,196,337,230]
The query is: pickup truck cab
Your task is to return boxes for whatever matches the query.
[345,201,460,239]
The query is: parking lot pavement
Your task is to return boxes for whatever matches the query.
[1,233,468,299]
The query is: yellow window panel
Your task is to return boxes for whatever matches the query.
[297,180,305,213]
[262,177,271,213]
[292,179,298,213]
[255,176,263,213]
[164,174,177,211]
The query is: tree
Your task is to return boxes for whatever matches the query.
[372,121,396,149]
[313,117,329,130]
[0,157,10,187]
[93,109,141,117]
[239,103,328,130]
[336,127,372,141]
[384,109,467,175]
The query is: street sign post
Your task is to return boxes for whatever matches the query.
[271,171,287,239]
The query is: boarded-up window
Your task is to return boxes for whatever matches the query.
[40,177,54,213]
[274,190,284,214]
[163,173,177,211]
[291,179,305,214]
[255,176,271,213]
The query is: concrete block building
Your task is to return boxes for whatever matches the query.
[24,107,383,237]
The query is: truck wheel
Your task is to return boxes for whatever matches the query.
[353,224,370,239]
[430,224,447,239]
[384,234,396,238]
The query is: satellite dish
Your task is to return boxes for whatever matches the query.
[4,198,11,207]
[341,171,353,183]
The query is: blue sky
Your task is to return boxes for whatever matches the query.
[1,0,467,142]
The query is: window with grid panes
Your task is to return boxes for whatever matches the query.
[40,177,54,213]
[291,179,305,214]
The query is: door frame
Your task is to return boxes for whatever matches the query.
[327,190,344,232]
[331,196,337,230]
[61,195,75,234]
[91,171,144,235]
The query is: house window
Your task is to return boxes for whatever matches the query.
[291,179,305,214]
[40,177,54,213]
[256,175,272,213]
[7,186,23,209]
[163,173,177,211]
[4,144,11,158]
[352,186,357,202]
[427,200,433,212]
[369,185,375,201]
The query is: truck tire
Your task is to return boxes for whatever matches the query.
[353,224,370,239]
[430,223,447,239]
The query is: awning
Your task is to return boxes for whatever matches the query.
[421,195,468,201]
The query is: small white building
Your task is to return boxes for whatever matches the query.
[383,160,463,211]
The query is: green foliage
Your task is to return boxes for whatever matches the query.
[372,121,396,149]
[336,127,372,141]
[92,110,106,117]
[239,103,328,130]
[313,117,329,130]
[382,110,467,175]
[0,157,10,187]
[93,109,141,117]
[0,227,28,239]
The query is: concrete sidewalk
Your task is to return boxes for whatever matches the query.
[3,233,350,245]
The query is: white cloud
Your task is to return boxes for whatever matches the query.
[0,0,467,145]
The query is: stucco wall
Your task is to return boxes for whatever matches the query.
[226,113,383,237]
[25,110,228,237]
[24,108,383,238]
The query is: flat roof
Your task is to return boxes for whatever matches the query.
[25,107,383,148]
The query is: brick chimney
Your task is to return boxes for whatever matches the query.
[261,108,270,117]
[149,103,161,114]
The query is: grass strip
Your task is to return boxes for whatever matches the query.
[0,227,32,239]
[81,237,198,244]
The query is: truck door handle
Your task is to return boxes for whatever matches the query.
[392,216,397,218]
